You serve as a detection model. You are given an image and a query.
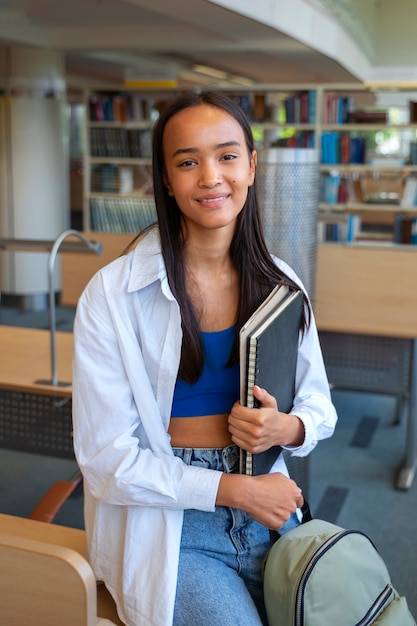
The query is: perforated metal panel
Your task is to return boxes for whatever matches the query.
[0,390,74,459]
[256,149,320,498]
[257,148,320,298]
[319,331,412,394]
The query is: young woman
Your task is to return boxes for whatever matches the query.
[72,91,337,626]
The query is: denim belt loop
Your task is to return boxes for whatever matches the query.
[222,444,240,473]
[182,448,193,465]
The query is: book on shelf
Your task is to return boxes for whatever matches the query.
[119,166,134,194]
[349,137,367,164]
[321,132,339,164]
[401,178,417,208]
[394,214,417,245]
[239,286,303,476]
[409,101,417,124]
[337,178,350,204]
[346,109,387,124]
[413,220,417,245]
[321,172,341,204]
[346,214,362,242]
[284,90,316,124]
[253,94,266,121]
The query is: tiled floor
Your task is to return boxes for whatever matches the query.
[310,388,417,618]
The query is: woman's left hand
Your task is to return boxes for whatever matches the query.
[228,385,304,452]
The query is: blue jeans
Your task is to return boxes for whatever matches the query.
[172,445,300,626]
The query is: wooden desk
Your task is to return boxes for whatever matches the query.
[0,326,72,396]
[0,326,74,458]
[314,243,417,337]
[315,243,417,490]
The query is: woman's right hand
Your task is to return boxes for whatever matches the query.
[216,471,303,530]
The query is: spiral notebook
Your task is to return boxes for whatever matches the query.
[239,287,303,475]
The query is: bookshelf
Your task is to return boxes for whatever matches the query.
[82,85,327,234]
[314,84,417,245]
[83,88,178,233]
[82,83,417,244]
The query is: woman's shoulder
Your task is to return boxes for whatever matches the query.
[122,224,160,255]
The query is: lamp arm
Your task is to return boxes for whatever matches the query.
[47,229,102,386]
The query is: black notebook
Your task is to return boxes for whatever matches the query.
[239,286,303,475]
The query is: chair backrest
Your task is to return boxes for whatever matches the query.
[0,531,115,626]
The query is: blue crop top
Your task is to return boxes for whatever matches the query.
[171,325,239,417]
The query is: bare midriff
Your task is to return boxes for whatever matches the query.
[168,413,233,448]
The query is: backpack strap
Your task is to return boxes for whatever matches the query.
[301,500,313,523]
[269,499,313,545]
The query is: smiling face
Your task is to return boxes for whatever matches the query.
[162,103,256,236]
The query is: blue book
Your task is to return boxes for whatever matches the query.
[324,174,341,204]
[308,91,316,124]
[411,218,417,245]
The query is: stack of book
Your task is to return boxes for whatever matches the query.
[239,286,303,475]
[89,197,156,234]
[89,128,152,159]
[321,133,366,165]
[284,90,317,124]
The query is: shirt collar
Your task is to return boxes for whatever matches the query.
[127,226,173,298]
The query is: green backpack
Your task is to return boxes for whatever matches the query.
[263,518,416,626]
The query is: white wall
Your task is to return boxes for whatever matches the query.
[209,0,371,81]
[375,0,417,66]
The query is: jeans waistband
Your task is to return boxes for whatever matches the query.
[172,444,240,473]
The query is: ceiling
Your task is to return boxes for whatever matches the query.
[0,0,360,89]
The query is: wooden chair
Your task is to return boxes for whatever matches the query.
[29,469,83,523]
[0,513,124,626]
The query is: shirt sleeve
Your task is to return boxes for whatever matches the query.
[272,256,338,457]
[286,305,338,457]
[72,273,221,513]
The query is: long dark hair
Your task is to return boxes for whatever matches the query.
[150,90,309,383]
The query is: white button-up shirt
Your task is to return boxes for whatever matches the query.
[72,226,337,626]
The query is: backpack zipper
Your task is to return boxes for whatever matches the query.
[294,529,379,626]
[355,585,393,626]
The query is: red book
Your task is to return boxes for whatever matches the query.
[341,134,350,164]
